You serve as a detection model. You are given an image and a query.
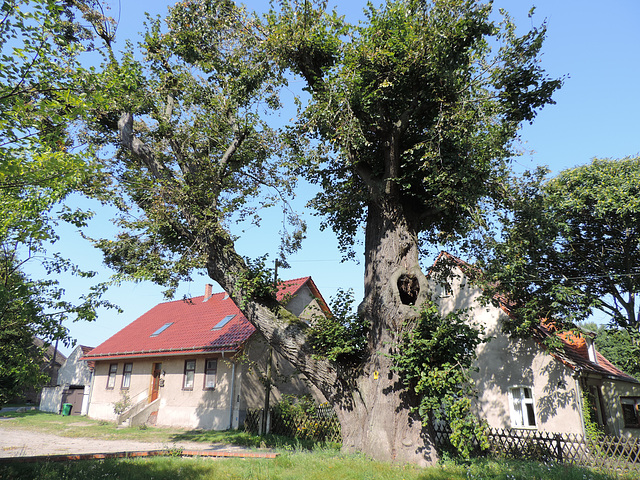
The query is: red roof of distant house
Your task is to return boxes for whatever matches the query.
[84,277,321,361]
[433,252,639,384]
[79,346,95,370]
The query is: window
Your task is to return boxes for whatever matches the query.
[183,360,196,390]
[509,386,537,428]
[107,363,118,389]
[151,322,173,337]
[621,397,640,428]
[121,363,133,389]
[212,314,235,330]
[204,359,217,389]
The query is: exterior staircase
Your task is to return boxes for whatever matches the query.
[117,398,160,427]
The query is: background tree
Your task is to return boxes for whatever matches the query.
[479,157,640,343]
[581,323,640,378]
[0,0,115,403]
[85,0,560,464]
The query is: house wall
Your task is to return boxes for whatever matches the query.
[238,333,326,419]
[285,285,325,323]
[88,354,239,429]
[599,379,640,438]
[433,269,584,435]
[40,346,93,415]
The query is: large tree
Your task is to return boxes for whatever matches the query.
[86,0,560,464]
[480,157,640,341]
[0,0,115,402]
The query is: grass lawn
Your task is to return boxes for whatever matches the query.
[1,453,632,480]
[0,411,635,480]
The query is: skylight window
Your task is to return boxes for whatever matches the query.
[212,314,236,330]
[150,322,173,337]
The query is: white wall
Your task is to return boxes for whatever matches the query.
[433,268,583,435]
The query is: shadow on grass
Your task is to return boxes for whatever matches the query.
[0,457,220,480]
[171,428,341,451]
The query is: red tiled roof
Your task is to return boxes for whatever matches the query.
[84,278,315,361]
[432,252,639,384]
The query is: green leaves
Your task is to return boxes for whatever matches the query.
[390,301,487,457]
[480,157,640,339]
[268,0,560,251]
[306,288,369,364]
[0,0,118,402]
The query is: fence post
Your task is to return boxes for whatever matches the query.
[554,434,563,463]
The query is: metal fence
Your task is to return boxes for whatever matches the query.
[434,425,640,474]
[245,405,341,443]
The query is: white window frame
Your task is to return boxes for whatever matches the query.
[107,363,118,389]
[509,386,537,429]
[121,363,133,389]
[203,358,217,390]
[183,360,196,390]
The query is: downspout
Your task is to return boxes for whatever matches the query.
[228,355,236,429]
[573,368,586,436]
[85,370,95,416]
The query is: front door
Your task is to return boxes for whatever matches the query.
[150,363,162,402]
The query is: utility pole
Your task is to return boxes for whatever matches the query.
[261,260,278,434]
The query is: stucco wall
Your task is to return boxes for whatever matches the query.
[433,268,583,435]
[40,346,94,414]
[88,354,238,428]
[284,285,325,323]
[58,347,93,386]
[39,386,64,414]
[600,379,640,438]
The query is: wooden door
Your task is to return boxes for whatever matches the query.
[61,386,84,415]
[150,363,162,402]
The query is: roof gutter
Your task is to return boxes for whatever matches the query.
[82,346,239,361]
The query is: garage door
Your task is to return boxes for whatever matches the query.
[61,386,85,415]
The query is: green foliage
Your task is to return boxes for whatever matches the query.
[0,1,118,404]
[0,260,50,404]
[581,323,640,379]
[112,391,132,416]
[307,288,369,363]
[581,389,603,442]
[82,0,303,295]
[266,0,561,257]
[270,394,341,442]
[479,157,640,339]
[235,256,277,308]
[391,301,487,458]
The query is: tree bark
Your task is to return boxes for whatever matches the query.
[331,200,436,465]
[203,201,437,465]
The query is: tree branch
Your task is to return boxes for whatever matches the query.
[117,112,172,181]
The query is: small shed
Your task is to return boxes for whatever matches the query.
[40,345,94,415]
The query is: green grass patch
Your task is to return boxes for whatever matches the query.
[0,454,633,480]
[0,410,186,443]
[172,429,340,451]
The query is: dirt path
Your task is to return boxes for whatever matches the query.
[0,426,253,458]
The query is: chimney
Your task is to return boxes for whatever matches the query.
[204,284,213,302]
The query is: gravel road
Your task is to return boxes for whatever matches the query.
[0,426,252,458]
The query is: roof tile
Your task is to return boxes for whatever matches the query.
[85,278,313,360]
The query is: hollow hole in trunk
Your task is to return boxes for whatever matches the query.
[397,274,419,305]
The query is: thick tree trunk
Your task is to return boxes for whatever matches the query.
[332,201,436,465]
[204,204,436,465]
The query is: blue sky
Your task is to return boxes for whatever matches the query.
[40,0,640,355]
